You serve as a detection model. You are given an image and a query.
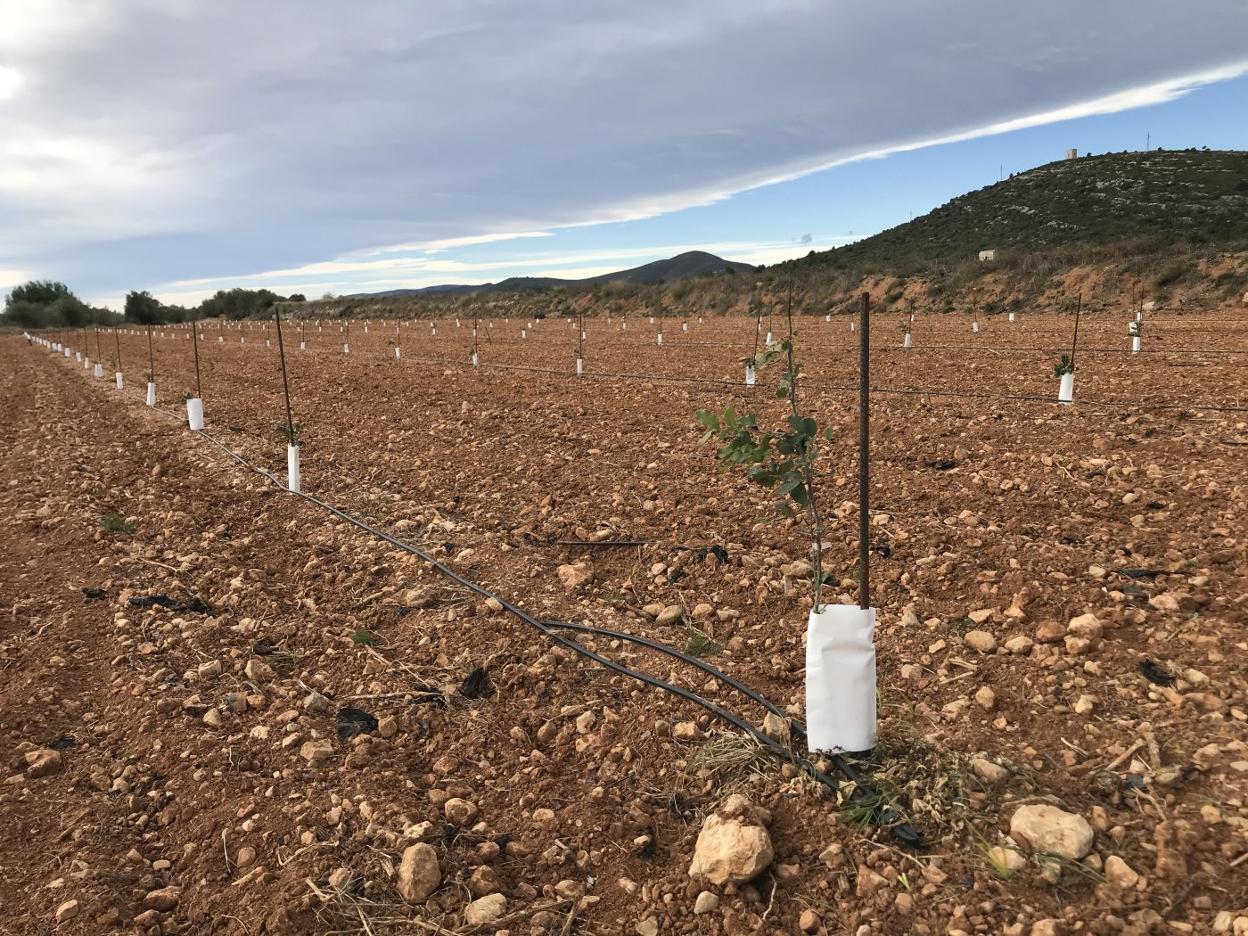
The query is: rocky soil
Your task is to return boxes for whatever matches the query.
[2,311,1246,935]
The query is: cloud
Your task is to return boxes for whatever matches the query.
[2,0,1247,302]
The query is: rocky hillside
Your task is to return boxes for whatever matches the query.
[297,150,1248,322]
[796,148,1248,277]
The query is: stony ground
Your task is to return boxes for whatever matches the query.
[1,311,1246,936]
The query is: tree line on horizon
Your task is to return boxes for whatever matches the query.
[1,280,307,329]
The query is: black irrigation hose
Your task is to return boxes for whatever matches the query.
[59,350,918,828]
[387,352,1248,413]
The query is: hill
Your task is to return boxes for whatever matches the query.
[305,150,1248,322]
[792,148,1248,278]
[350,250,752,298]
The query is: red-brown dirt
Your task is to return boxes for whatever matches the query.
[2,310,1246,935]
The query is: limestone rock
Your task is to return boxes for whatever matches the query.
[397,843,440,903]
[1104,854,1139,889]
[1009,804,1094,860]
[557,562,592,590]
[463,893,507,925]
[964,630,996,653]
[143,886,182,912]
[688,796,774,885]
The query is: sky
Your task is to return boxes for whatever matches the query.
[2,1,1247,310]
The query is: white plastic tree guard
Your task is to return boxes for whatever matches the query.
[1008,312,1016,322]
[656,333,663,346]
[805,605,877,752]
[765,331,773,345]
[146,382,156,407]
[93,363,103,378]
[1059,372,1075,404]
[745,363,756,386]
[394,347,402,360]
[287,444,301,493]
[299,340,306,351]
[186,397,204,431]
[681,322,688,332]
[1132,336,1141,353]
[972,321,980,334]
[342,343,350,354]
[115,372,124,390]
[575,355,583,376]
[903,333,912,349]
[471,351,479,366]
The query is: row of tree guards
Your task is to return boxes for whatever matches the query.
[33,294,1154,433]
[22,283,1229,749]
[28,294,883,751]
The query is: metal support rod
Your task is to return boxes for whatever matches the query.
[191,317,203,398]
[94,326,103,360]
[114,326,122,368]
[274,307,295,437]
[1071,292,1083,370]
[858,292,871,610]
[146,325,155,379]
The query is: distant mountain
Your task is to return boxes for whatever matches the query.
[349,250,753,297]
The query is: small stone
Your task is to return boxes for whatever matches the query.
[235,846,256,868]
[1074,694,1096,715]
[987,845,1027,873]
[575,711,597,734]
[243,658,274,684]
[556,563,592,590]
[463,893,507,925]
[635,918,659,936]
[672,721,701,741]
[1064,636,1092,655]
[1104,855,1139,889]
[1031,920,1062,936]
[1035,621,1065,643]
[693,891,719,914]
[974,686,996,711]
[397,843,440,903]
[54,899,80,923]
[1009,804,1094,860]
[761,712,790,744]
[1067,613,1103,639]
[25,748,63,778]
[202,708,223,729]
[799,909,821,932]
[1004,635,1034,654]
[377,715,398,738]
[688,796,774,884]
[972,757,1009,785]
[443,798,479,825]
[691,603,714,620]
[468,866,500,897]
[300,739,333,764]
[964,630,996,653]
[327,867,354,891]
[143,886,182,912]
[656,605,683,626]
[303,691,331,714]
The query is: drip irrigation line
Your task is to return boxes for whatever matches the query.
[41,344,922,834]
[382,352,1248,413]
[50,331,1248,413]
